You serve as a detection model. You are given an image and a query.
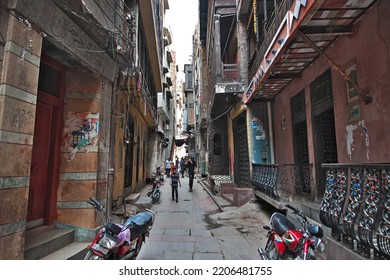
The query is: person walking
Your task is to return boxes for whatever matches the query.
[186,156,197,192]
[170,166,181,202]
[170,161,175,176]
[165,159,171,178]
[179,157,185,178]
[175,156,179,170]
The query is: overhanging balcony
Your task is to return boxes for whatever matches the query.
[244,0,377,104]
[210,63,245,117]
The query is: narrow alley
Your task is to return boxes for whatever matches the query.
[137,175,272,260]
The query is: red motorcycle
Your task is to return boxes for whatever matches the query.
[83,197,155,260]
[258,204,325,260]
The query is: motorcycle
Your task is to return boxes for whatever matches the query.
[146,171,163,204]
[258,204,325,260]
[83,197,155,260]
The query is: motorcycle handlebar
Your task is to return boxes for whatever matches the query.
[285,204,298,212]
[285,204,306,220]
[90,197,100,205]
[89,197,104,212]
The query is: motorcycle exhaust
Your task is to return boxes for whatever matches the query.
[258,248,268,260]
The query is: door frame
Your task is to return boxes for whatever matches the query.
[28,54,65,226]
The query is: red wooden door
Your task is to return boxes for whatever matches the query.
[27,102,53,223]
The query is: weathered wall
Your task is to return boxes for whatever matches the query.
[57,69,111,238]
[273,1,390,165]
[0,14,42,259]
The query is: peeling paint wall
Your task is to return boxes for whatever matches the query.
[346,120,370,161]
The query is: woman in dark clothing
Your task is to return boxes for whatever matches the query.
[186,156,197,192]
[170,166,181,202]
[179,157,185,178]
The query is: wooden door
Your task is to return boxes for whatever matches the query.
[27,53,65,226]
[27,102,52,223]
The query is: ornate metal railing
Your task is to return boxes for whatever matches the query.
[251,163,314,200]
[319,163,390,260]
[249,0,293,79]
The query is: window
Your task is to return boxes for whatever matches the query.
[187,70,193,89]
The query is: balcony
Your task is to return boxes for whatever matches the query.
[248,0,293,81]
[245,0,376,102]
[209,63,245,117]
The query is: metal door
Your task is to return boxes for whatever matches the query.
[311,70,338,199]
[291,90,311,194]
[234,113,250,187]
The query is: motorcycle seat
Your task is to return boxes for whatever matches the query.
[124,211,154,235]
[270,212,296,236]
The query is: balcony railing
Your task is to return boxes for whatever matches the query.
[251,163,314,200]
[222,63,239,82]
[249,0,293,80]
[138,66,157,122]
[319,163,390,260]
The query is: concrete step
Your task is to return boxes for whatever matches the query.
[301,202,321,223]
[40,241,90,260]
[24,226,75,260]
[126,192,141,204]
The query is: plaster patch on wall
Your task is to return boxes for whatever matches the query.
[346,120,370,161]
[64,112,99,160]
[346,123,357,160]
[361,120,370,160]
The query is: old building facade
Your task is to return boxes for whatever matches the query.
[0,0,167,259]
[196,0,389,259]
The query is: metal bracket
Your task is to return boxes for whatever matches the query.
[298,30,372,104]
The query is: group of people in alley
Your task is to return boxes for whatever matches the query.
[165,156,197,202]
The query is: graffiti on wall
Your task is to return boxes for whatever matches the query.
[64,112,99,160]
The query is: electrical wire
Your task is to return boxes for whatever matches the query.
[1,1,157,125]
[209,103,236,122]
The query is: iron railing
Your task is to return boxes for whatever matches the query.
[222,63,239,82]
[249,0,293,80]
[319,163,390,260]
[251,163,314,200]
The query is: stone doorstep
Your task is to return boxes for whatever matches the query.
[233,188,255,207]
[220,183,238,195]
[125,193,141,204]
[221,187,254,207]
[39,242,90,260]
[134,196,153,209]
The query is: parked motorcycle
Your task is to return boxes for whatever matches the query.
[258,204,325,260]
[84,197,155,260]
[146,171,163,203]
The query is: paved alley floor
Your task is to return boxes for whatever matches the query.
[136,175,271,260]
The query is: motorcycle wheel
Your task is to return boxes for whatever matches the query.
[83,251,103,260]
[130,236,144,260]
[264,240,279,260]
[151,184,161,203]
[153,191,161,203]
